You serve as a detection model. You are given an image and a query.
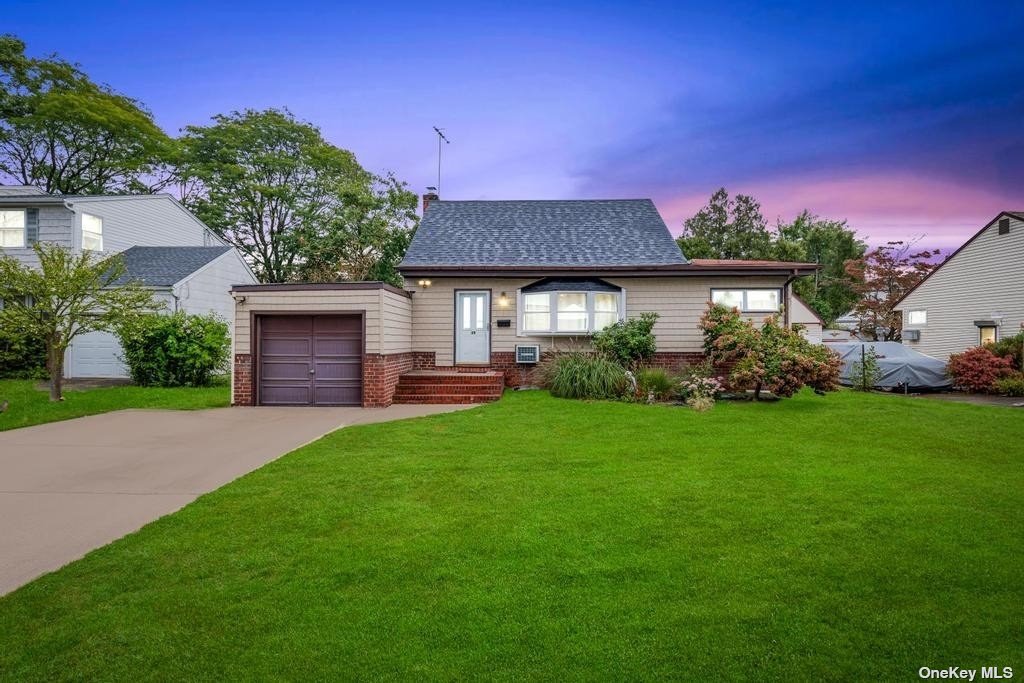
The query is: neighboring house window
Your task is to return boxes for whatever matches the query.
[979,326,998,345]
[519,289,623,334]
[711,288,781,313]
[906,310,927,325]
[82,213,103,251]
[0,209,25,248]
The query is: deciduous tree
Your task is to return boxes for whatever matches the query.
[0,35,171,194]
[676,188,773,260]
[0,244,158,400]
[844,241,938,341]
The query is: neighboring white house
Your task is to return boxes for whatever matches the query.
[0,186,256,378]
[789,293,825,343]
[895,211,1024,360]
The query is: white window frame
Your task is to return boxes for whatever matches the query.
[81,212,103,251]
[516,288,626,335]
[0,209,26,248]
[906,310,927,325]
[710,288,782,313]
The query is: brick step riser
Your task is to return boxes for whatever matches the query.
[394,387,504,397]
[393,393,501,403]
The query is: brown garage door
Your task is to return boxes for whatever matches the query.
[258,315,363,406]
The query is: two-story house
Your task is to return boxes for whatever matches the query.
[895,211,1024,360]
[0,186,255,378]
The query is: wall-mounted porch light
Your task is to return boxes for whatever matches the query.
[498,291,510,307]
[417,279,432,288]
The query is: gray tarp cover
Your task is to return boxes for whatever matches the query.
[830,342,951,390]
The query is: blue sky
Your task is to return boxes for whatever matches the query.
[6,0,1023,248]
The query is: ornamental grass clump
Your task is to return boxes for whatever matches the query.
[539,352,628,400]
[635,367,676,403]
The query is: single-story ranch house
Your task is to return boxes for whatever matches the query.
[895,210,1023,360]
[230,197,819,407]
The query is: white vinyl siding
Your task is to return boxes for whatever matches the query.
[897,214,1024,360]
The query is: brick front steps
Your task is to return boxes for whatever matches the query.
[392,370,505,404]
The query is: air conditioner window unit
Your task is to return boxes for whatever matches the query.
[515,344,540,364]
[902,329,920,341]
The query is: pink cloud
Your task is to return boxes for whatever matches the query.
[655,173,1023,251]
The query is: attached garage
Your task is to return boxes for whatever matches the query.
[257,314,363,406]
[231,282,414,408]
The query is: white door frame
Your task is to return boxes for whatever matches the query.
[455,289,491,364]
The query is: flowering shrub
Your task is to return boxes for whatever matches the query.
[699,303,841,399]
[947,346,1014,393]
[677,360,724,411]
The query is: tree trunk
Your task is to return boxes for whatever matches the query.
[754,382,762,401]
[48,343,64,402]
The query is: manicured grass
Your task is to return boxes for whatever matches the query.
[0,391,1021,680]
[0,378,230,431]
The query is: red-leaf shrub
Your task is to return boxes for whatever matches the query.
[947,346,1014,393]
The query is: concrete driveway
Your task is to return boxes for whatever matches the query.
[0,404,471,595]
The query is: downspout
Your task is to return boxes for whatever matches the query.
[782,268,799,328]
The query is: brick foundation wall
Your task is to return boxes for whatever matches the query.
[412,351,436,370]
[232,354,254,406]
[648,352,708,372]
[363,352,415,408]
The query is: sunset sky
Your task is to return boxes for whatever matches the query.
[7,0,1023,251]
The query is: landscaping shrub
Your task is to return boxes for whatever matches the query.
[995,372,1024,397]
[699,303,841,399]
[947,346,1014,393]
[849,346,882,391]
[592,313,659,368]
[989,331,1024,371]
[676,361,724,411]
[539,352,627,400]
[0,321,46,379]
[635,367,676,402]
[118,312,230,387]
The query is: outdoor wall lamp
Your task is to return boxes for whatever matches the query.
[498,291,510,307]
[418,279,432,288]
[232,294,246,304]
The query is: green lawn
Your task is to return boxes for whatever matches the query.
[0,378,230,431]
[0,391,1021,680]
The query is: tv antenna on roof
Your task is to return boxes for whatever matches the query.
[432,126,451,195]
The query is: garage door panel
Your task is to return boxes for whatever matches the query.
[261,361,312,380]
[315,360,362,380]
[314,316,360,333]
[314,337,361,356]
[260,384,313,405]
[258,314,363,406]
[262,337,312,356]
[314,384,362,406]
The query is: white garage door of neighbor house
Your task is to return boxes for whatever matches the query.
[67,331,129,378]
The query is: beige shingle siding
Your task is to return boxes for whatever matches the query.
[405,276,790,366]
[897,214,1024,360]
[381,289,413,354]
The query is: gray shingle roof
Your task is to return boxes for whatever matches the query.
[400,199,686,269]
[112,246,231,286]
[0,185,47,196]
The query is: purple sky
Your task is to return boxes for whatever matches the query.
[7,0,1023,251]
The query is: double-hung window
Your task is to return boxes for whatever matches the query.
[711,288,781,313]
[0,210,26,248]
[82,213,103,251]
[519,281,624,334]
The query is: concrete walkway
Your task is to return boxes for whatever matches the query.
[0,404,472,595]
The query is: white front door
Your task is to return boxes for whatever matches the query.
[455,290,490,364]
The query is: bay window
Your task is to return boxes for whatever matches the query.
[519,280,624,334]
[711,288,781,313]
[0,209,25,248]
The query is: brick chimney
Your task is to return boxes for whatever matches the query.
[422,190,439,215]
